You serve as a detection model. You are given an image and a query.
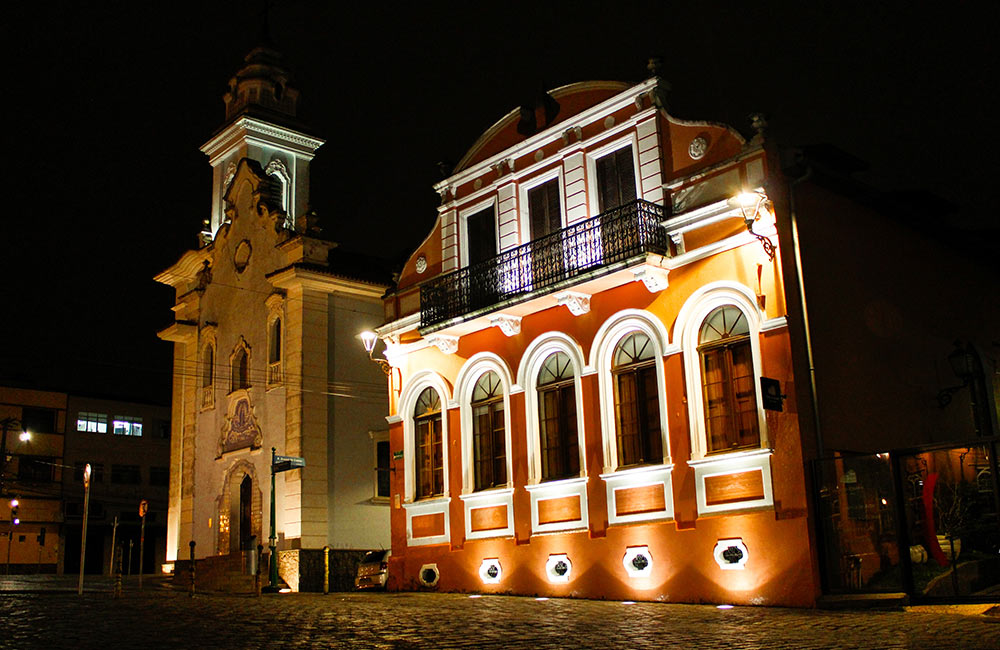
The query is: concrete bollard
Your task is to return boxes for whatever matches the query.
[113,544,123,599]
[323,545,330,595]
[188,540,196,597]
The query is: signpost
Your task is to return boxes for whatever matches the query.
[78,463,91,596]
[139,499,148,589]
[266,448,305,592]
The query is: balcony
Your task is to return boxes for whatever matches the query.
[420,199,668,330]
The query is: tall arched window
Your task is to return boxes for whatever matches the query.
[267,317,282,385]
[471,371,506,491]
[537,351,579,481]
[414,387,443,499]
[698,305,759,453]
[232,347,250,391]
[612,332,662,467]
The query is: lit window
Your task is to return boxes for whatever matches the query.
[76,412,108,433]
[112,416,143,437]
[698,306,760,453]
[413,388,443,499]
[537,352,579,481]
[612,332,663,467]
[471,371,506,491]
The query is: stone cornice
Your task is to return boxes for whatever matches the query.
[201,116,325,164]
[267,266,387,298]
[157,321,198,343]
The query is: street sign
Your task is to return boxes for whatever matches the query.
[139,499,148,517]
[273,455,306,473]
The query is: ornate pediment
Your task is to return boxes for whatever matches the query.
[218,390,263,457]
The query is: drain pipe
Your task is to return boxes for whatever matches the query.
[787,162,823,458]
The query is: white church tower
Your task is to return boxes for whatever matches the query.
[156,39,390,592]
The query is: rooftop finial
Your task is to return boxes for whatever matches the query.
[749,112,768,145]
[647,57,663,77]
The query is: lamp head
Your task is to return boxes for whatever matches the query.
[19,431,30,442]
[360,330,378,355]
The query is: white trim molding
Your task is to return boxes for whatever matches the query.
[516,332,588,484]
[589,309,672,472]
[690,449,774,516]
[600,463,674,526]
[675,282,770,461]
[526,476,589,535]
[404,498,452,547]
[460,488,515,540]
[454,353,515,495]
[397,371,453,503]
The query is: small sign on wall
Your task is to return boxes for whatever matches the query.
[393,450,404,461]
[760,377,785,412]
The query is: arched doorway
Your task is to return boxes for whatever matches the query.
[218,461,262,555]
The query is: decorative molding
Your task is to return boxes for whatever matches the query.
[561,126,582,145]
[688,135,709,160]
[761,316,788,332]
[555,291,591,316]
[633,267,669,293]
[224,162,237,189]
[218,391,263,457]
[415,255,427,274]
[488,314,521,337]
[427,334,459,355]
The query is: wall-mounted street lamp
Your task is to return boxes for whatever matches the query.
[729,190,776,261]
[360,331,392,376]
[937,340,978,407]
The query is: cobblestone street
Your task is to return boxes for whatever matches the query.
[1,579,998,649]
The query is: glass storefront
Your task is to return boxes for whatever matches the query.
[816,441,1000,600]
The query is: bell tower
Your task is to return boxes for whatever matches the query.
[199,41,324,240]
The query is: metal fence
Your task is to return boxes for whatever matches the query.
[420,199,668,328]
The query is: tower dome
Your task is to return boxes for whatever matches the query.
[222,43,300,123]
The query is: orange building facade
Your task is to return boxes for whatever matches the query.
[373,74,824,607]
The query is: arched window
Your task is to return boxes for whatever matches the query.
[698,306,759,453]
[202,344,215,388]
[413,387,443,499]
[612,332,662,467]
[537,351,579,481]
[471,371,506,491]
[232,347,250,391]
[267,317,282,386]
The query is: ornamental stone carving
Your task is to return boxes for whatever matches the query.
[688,136,709,160]
[427,334,459,355]
[488,314,521,337]
[555,291,591,316]
[415,255,427,274]
[633,267,669,293]
[218,392,263,457]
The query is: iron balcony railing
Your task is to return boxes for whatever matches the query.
[420,199,668,329]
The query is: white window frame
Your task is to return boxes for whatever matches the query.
[677,282,770,461]
[458,196,500,269]
[455,352,514,494]
[516,332,588,485]
[518,166,566,246]
[584,132,642,218]
[397,370,453,504]
[590,309,673,473]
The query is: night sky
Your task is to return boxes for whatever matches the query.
[3,2,997,405]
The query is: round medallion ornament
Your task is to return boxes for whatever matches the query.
[534,149,544,163]
[234,240,252,273]
[479,558,502,585]
[604,116,616,129]
[415,255,427,274]
[474,178,483,190]
[688,136,709,160]
[545,554,572,583]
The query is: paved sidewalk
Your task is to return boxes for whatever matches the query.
[1,581,998,650]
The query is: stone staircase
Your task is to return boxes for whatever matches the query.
[172,551,268,594]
